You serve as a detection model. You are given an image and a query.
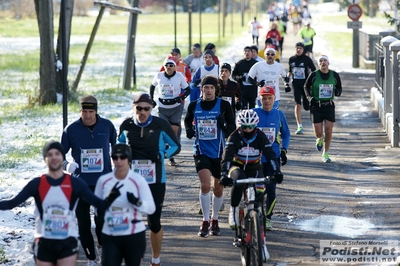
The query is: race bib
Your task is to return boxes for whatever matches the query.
[105,206,132,234]
[198,119,218,140]
[293,67,306,79]
[318,84,333,99]
[132,160,156,184]
[259,127,276,144]
[81,148,104,173]
[304,38,310,43]
[43,207,72,239]
[160,84,174,98]
[222,96,232,105]
[237,146,260,157]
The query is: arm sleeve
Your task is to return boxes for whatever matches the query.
[163,125,181,158]
[220,134,236,173]
[149,84,156,99]
[0,179,39,210]
[334,72,343,97]
[304,72,315,102]
[184,102,196,131]
[136,178,156,215]
[222,101,236,136]
[279,110,290,151]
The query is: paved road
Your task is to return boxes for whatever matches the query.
[76,17,400,266]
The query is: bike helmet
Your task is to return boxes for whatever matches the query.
[296,42,305,48]
[237,109,259,126]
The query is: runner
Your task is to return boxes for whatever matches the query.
[299,22,316,57]
[61,95,117,265]
[183,43,203,79]
[118,93,180,266]
[248,17,262,45]
[254,86,290,230]
[218,62,241,115]
[95,144,155,266]
[0,140,122,266]
[184,75,236,238]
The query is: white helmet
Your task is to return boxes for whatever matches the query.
[237,109,259,126]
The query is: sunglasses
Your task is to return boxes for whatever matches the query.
[266,53,275,56]
[165,63,175,67]
[112,154,128,160]
[136,106,151,112]
[241,125,256,130]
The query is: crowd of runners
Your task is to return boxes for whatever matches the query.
[0,3,344,266]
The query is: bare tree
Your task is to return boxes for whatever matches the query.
[34,0,56,105]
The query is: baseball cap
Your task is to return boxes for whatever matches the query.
[133,92,153,105]
[164,58,176,66]
[171,47,181,54]
[259,86,275,96]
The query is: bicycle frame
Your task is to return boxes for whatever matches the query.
[232,177,273,266]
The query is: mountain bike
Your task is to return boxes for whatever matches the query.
[232,176,278,266]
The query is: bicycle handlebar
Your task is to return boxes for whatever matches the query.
[233,176,275,186]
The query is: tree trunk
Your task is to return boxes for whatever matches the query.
[55,0,74,94]
[35,0,57,105]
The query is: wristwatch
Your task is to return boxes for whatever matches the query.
[136,199,142,207]
[164,152,168,158]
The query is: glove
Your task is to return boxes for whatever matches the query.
[219,175,233,187]
[284,76,290,83]
[174,96,182,104]
[258,80,266,87]
[273,171,284,184]
[284,83,291,93]
[280,149,288,166]
[186,127,195,139]
[235,101,241,111]
[335,87,342,97]
[194,79,201,86]
[152,100,157,108]
[127,192,140,206]
[66,162,79,173]
[105,182,123,204]
[216,115,226,130]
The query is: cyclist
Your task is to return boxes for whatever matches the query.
[220,109,282,262]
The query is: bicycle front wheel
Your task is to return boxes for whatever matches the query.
[248,210,263,266]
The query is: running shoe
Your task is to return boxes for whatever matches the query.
[228,206,239,230]
[198,220,210,237]
[315,138,323,151]
[168,157,178,166]
[295,127,303,135]
[322,153,331,163]
[209,219,220,236]
[262,243,270,262]
[265,219,273,231]
[97,246,102,264]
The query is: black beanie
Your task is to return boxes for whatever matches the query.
[203,49,215,58]
[112,144,132,162]
[221,63,231,73]
[42,140,65,160]
[201,75,219,89]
